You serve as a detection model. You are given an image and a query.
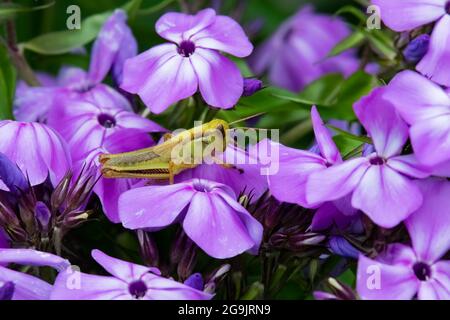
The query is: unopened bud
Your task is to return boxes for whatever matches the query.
[35,201,51,233]
[184,273,204,291]
[0,281,14,300]
[403,34,430,63]
[242,78,263,97]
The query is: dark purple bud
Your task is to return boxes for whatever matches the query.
[0,281,15,300]
[0,153,28,196]
[242,78,263,97]
[184,273,204,291]
[328,236,360,259]
[313,290,339,300]
[35,201,51,233]
[403,34,430,63]
[51,170,73,212]
[289,233,326,247]
[18,193,37,234]
[62,210,91,229]
[326,277,357,300]
[204,264,230,294]
[137,230,159,267]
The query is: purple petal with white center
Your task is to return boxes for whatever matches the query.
[13,87,59,122]
[113,25,137,84]
[405,179,450,262]
[81,83,133,112]
[387,154,431,179]
[123,46,197,114]
[119,183,194,229]
[191,15,253,57]
[143,274,212,300]
[417,15,450,86]
[418,277,450,300]
[155,9,216,44]
[356,254,418,300]
[371,0,445,32]
[182,192,256,259]
[383,70,450,124]
[354,87,409,158]
[306,158,370,206]
[0,152,28,195]
[190,48,243,109]
[268,141,327,206]
[352,165,422,228]
[311,106,341,164]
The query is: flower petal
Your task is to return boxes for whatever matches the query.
[405,179,450,262]
[311,202,355,231]
[383,70,450,125]
[144,274,212,300]
[352,165,422,228]
[0,249,70,271]
[311,106,341,164]
[387,154,431,179]
[190,48,243,109]
[268,141,327,206]
[0,266,53,300]
[356,254,418,300]
[155,9,216,43]
[183,192,256,259]
[192,15,253,57]
[410,114,450,166]
[372,0,445,32]
[51,268,129,300]
[306,158,370,205]
[417,15,450,86]
[123,47,198,114]
[119,183,194,229]
[354,87,409,158]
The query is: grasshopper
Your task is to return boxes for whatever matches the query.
[99,119,231,184]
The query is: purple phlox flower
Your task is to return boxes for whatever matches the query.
[357,178,450,300]
[249,6,360,92]
[51,249,212,300]
[47,97,165,162]
[306,87,431,228]
[0,249,70,300]
[266,106,342,207]
[373,0,450,86]
[0,121,71,190]
[382,70,450,173]
[403,34,431,63]
[119,178,263,259]
[14,9,136,123]
[120,8,253,113]
[175,143,268,201]
[75,129,154,223]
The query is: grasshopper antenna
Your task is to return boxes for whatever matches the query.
[228,112,266,127]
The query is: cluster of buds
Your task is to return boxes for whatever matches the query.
[314,277,358,300]
[0,154,97,253]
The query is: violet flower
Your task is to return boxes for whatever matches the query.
[249,6,359,92]
[120,8,253,113]
[357,179,450,300]
[0,121,71,190]
[373,0,450,86]
[267,106,342,207]
[382,70,450,172]
[51,250,212,300]
[119,179,263,259]
[14,9,136,122]
[47,98,164,162]
[0,249,70,300]
[306,88,430,228]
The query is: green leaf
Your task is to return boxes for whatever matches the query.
[329,126,371,144]
[0,1,55,22]
[20,0,140,55]
[333,135,364,158]
[335,5,367,23]
[0,45,16,120]
[365,29,397,60]
[138,0,175,16]
[328,30,365,57]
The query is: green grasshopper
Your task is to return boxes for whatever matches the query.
[99,119,231,184]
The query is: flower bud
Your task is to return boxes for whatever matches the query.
[242,78,263,97]
[0,281,15,300]
[328,236,360,259]
[0,153,28,196]
[137,230,159,267]
[35,201,51,233]
[184,273,204,291]
[403,34,430,63]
